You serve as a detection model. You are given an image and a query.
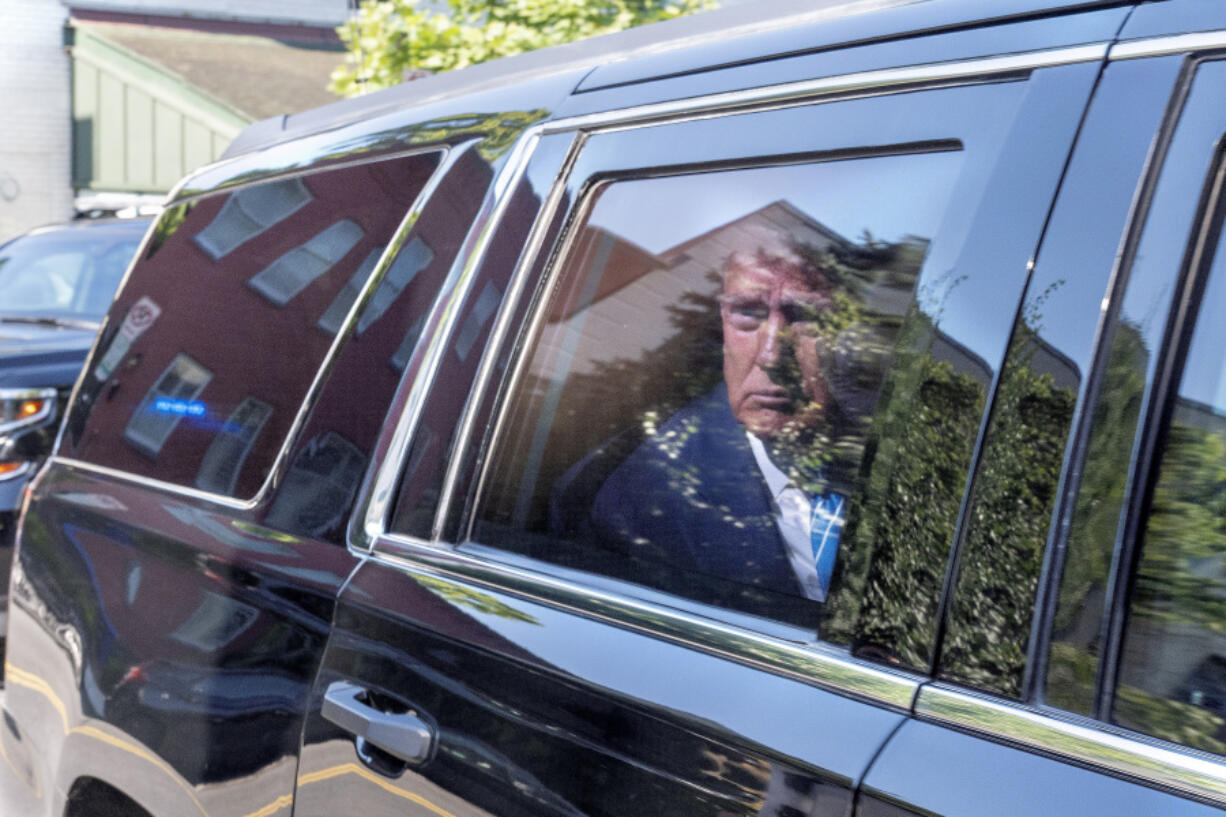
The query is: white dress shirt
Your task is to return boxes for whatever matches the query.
[745,432,827,601]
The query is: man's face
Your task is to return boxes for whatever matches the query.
[721,257,833,440]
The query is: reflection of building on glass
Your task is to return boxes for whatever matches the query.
[317,246,384,334]
[193,177,313,260]
[65,152,444,499]
[538,201,851,378]
[455,281,503,362]
[265,431,366,537]
[389,314,428,372]
[195,397,273,494]
[248,219,365,306]
[124,353,212,457]
[358,236,434,334]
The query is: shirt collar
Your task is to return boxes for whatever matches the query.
[746,431,791,499]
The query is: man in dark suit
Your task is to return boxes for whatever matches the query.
[555,230,852,602]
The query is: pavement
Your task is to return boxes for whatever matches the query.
[0,685,48,816]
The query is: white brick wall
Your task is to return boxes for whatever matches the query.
[70,0,349,26]
[0,0,73,242]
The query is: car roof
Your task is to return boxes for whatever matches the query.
[222,0,1129,160]
[3,218,152,249]
[23,218,152,236]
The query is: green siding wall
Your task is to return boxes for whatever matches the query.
[70,25,251,193]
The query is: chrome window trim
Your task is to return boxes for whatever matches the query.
[165,117,452,205]
[52,202,163,459]
[374,529,921,712]
[52,143,461,512]
[1110,30,1226,62]
[542,44,1109,135]
[354,127,556,548]
[429,131,587,541]
[455,168,615,544]
[917,684,1226,805]
[163,150,456,210]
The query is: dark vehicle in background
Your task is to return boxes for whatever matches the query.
[5,2,1226,817]
[0,218,148,634]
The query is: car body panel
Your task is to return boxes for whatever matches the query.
[573,0,1131,93]
[559,6,1129,118]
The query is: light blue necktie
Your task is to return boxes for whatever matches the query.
[811,493,845,600]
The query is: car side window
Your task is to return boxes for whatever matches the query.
[1038,60,1226,725]
[472,152,969,633]
[61,151,441,499]
[1112,206,1226,753]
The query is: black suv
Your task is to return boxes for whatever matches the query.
[5,2,1226,816]
[0,218,148,636]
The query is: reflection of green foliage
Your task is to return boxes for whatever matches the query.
[820,241,983,671]
[229,519,302,544]
[1046,642,1097,711]
[415,574,540,624]
[781,238,926,497]
[825,350,984,669]
[144,202,191,258]
[389,109,550,161]
[1115,684,1226,754]
[1109,411,1226,751]
[1045,320,1148,713]
[941,318,1077,696]
[330,0,714,96]
[1132,421,1226,628]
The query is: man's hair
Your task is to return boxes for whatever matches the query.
[719,226,834,292]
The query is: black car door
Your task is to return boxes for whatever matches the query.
[292,9,1126,817]
[860,6,1226,816]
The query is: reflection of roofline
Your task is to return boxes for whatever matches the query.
[1172,395,1226,437]
[585,226,662,269]
[931,327,993,388]
[1021,329,1082,392]
[658,199,853,264]
[69,8,343,42]
[1175,395,1226,419]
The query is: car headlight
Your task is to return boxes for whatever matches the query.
[0,388,56,434]
[0,388,57,479]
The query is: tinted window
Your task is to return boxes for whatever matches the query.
[1041,60,1226,714]
[473,153,963,630]
[62,152,441,498]
[261,147,494,544]
[1113,234,1226,753]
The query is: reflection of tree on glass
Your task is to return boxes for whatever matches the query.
[1112,283,1226,753]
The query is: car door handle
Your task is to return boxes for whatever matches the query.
[322,680,436,765]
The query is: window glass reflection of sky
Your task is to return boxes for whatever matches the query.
[1110,63,1226,412]
[1182,246,1226,412]
[586,151,961,255]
